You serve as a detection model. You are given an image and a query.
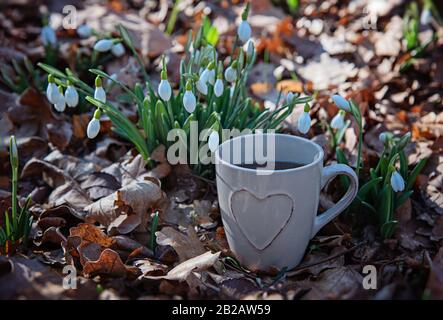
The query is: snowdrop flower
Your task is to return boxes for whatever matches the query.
[297,104,311,134]
[379,131,393,144]
[332,94,351,112]
[208,68,216,85]
[183,81,196,113]
[331,110,346,130]
[286,91,295,104]
[200,61,216,85]
[158,71,172,101]
[77,24,92,38]
[238,21,252,43]
[46,74,58,104]
[41,25,57,46]
[420,8,432,25]
[214,75,224,97]
[196,77,208,95]
[94,39,114,52]
[64,81,79,108]
[94,76,106,103]
[208,130,219,152]
[111,42,125,57]
[224,61,237,83]
[87,109,101,139]
[245,39,255,58]
[391,171,405,192]
[54,86,66,112]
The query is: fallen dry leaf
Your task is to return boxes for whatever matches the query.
[156,226,206,262]
[82,181,167,235]
[144,251,220,282]
[83,248,137,278]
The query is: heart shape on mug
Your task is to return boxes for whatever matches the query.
[229,190,294,251]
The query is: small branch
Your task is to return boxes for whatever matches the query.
[286,241,366,276]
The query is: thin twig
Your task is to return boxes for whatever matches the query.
[286,241,366,276]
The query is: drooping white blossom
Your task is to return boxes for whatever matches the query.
[54,86,66,112]
[224,64,237,83]
[391,171,405,192]
[94,76,106,103]
[77,24,92,38]
[183,90,196,113]
[87,118,100,139]
[41,25,57,46]
[237,20,252,43]
[331,110,345,130]
[208,131,219,152]
[420,8,432,25]
[158,61,172,101]
[158,79,172,101]
[214,78,224,97]
[245,39,255,57]
[64,83,79,108]
[332,94,351,112]
[46,75,58,104]
[111,43,125,57]
[196,78,208,95]
[297,104,311,134]
[87,109,102,139]
[94,39,114,52]
[207,69,216,85]
[379,132,393,143]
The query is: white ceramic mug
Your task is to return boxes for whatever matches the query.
[215,133,358,272]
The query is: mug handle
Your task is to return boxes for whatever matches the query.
[311,164,359,239]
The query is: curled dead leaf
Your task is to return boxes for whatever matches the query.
[82,181,167,235]
[156,226,206,262]
[144,251,220,282]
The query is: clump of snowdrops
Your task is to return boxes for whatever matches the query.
[38,3,311,176]
[326,95,427,239]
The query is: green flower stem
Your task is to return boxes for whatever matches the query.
[355,120,363,178]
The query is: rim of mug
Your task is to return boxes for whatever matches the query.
[215,133,324,174]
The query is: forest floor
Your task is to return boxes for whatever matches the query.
[0,0,442,300]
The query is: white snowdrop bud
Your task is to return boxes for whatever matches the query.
[111,43,125,57]
[77,24,92,38]
[196,78,208,95]
[46,75,58,104]
[87,109,101,139]
[238,20,252,43]
[391,171,405,192]
[94,39,114,52]
[87,118,100,139]
[183,82,196,113]
[94,76,106,103]
[420,8,432,25]
[224,62,237,83]
[208,131,219,152]
[332,94,351,112]
[208,69,216,85]
[64,82,79,108]
[297,104,311,134]
[41,25,57,46]
[245,39,255,57]
[54,86,66,112]
[379,132,393,143]
[200,68,210,84]
[331,110,346,130]
[214,78,224,97]
[158,74,172,103]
